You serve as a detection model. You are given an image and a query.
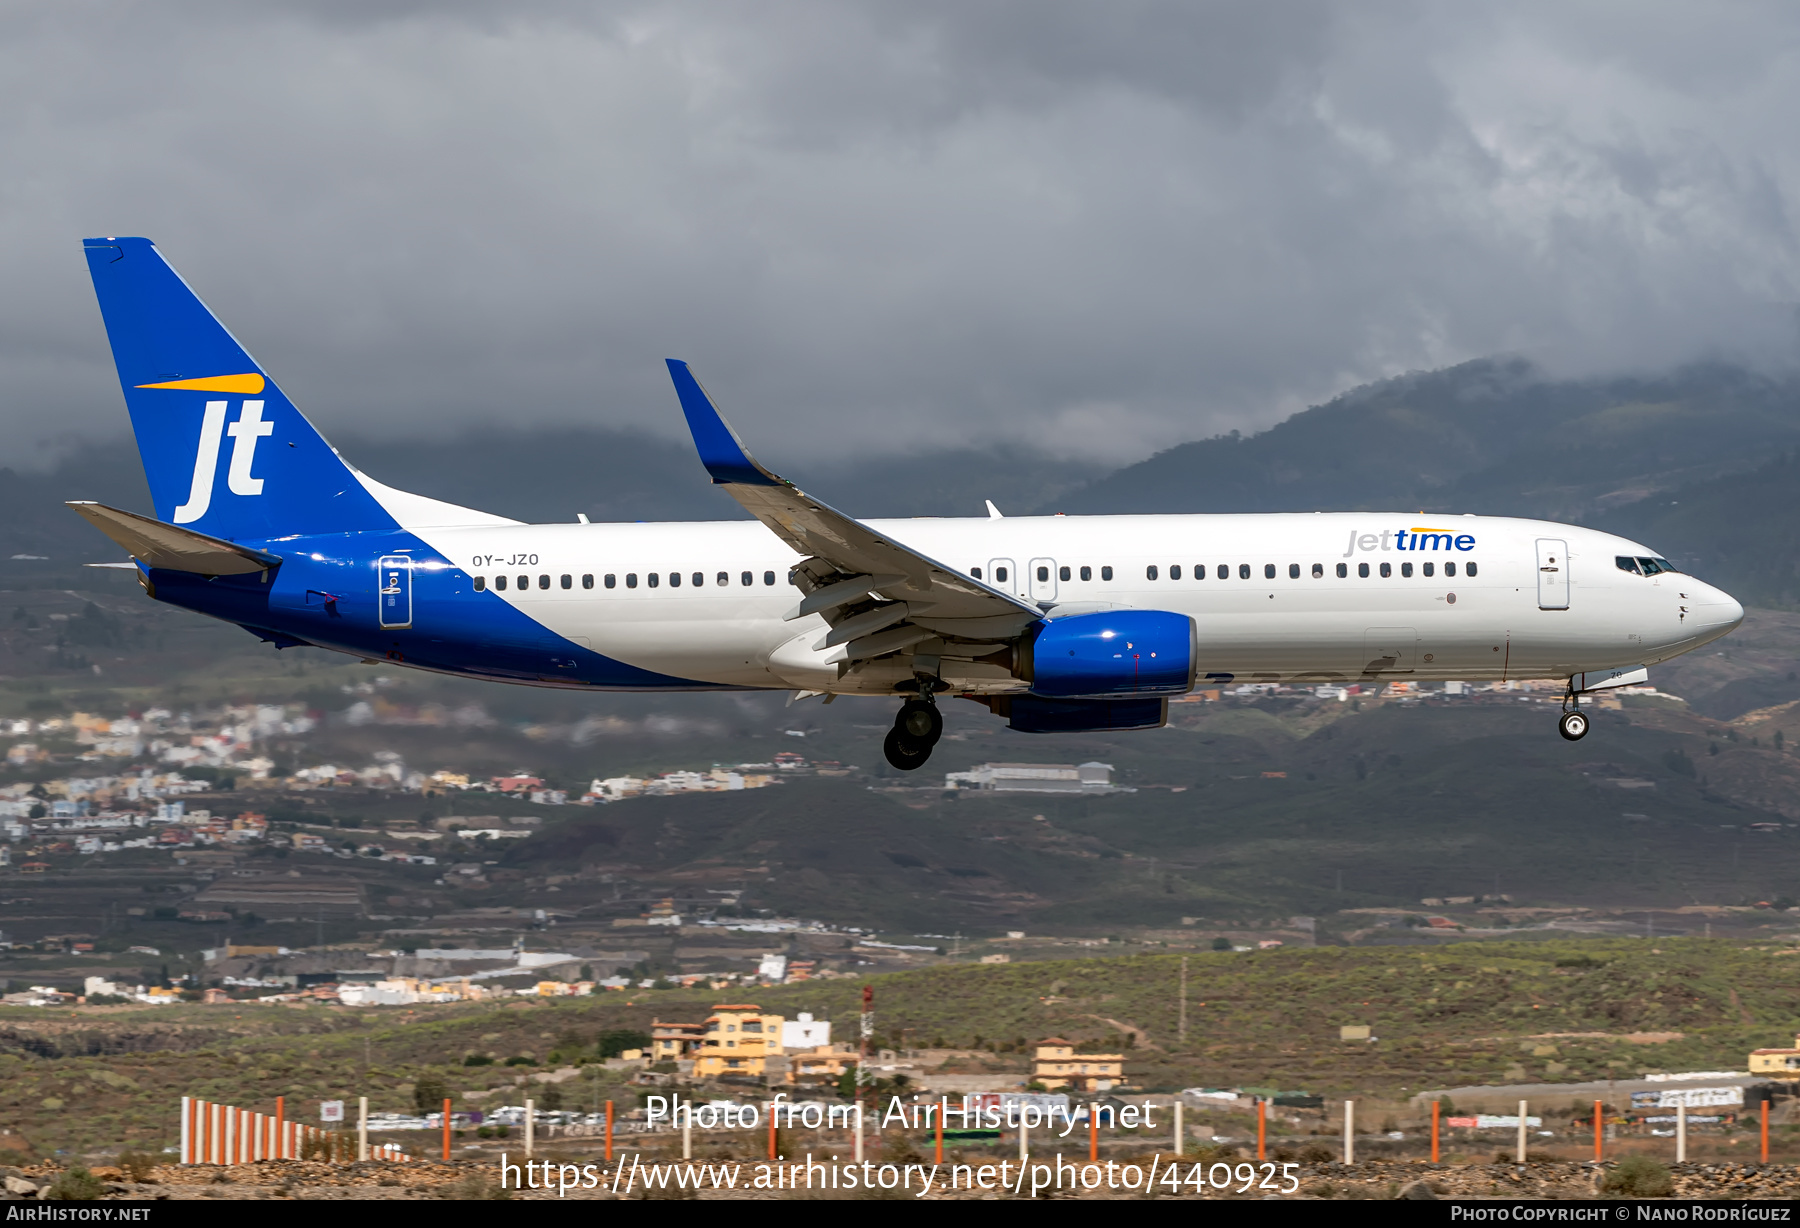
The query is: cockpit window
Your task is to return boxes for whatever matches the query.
[1621,555,1680,576]
[1616,556,1642,575]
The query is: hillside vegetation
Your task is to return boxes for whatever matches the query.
[0,937,1794,1158]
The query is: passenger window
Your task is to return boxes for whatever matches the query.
[1235,564,1247,579]
[1616,556,1642,574]
[518,574,529,589]
[1059,565,1071,581]
[1400,562,1412,578]
[717,572,729,586]
[1079,566,1091,581]
[669,572,681,587]
[764,571,776,585]
[648,573,660,588]
[474,576,486,592]
[626,573,638,589]
[1336,563,1347,578]
[1311,563,1323,578]
[1444,562,1456,578]
[971,566,982,579]
[1288,563,1300,579]
[1358,563,1369,578]
[1217,565,1228,580]
[741,571,753,586]
[1465,562,1477,577]
[603,574,615,589]
[1170,564,1182,580]
[996,566,1009,583]
[1263,564,1275,579]
[1195,564,1205,580]
[561,574,572,589]
[1102,566,1114,581]
[1380,562,1392,578]
[538,575,550,589]
[1037,566,1049,582]
[693,572,704,587]
[1422,562,1433,578]
[1146,565,1159,581]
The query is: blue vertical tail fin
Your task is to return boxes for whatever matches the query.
[82,237,396,541]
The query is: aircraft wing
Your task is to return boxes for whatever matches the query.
[665,360,1041,667]
[67,501,281,576]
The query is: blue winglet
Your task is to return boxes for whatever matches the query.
[665,360,781,487]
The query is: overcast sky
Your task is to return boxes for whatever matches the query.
[5,1,1799,468]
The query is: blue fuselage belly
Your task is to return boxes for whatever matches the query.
[146,531,732,691]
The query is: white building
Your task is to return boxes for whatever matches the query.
[758,953,788,981]
[782,1011,830,1050]
[944,762,1116,793]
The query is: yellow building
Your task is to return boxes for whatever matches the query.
[788,1043,858,1084]
[1749,1033,1800,1078]
[693,1003,785,1079]
[653,1018,706,1062]
[1033,1037,1125,1092]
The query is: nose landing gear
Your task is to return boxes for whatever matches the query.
[883,695,943,770]
[1557,678,1592,741]
[1558,709,1589,741]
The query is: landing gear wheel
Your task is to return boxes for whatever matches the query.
[1558,710,1589,741]
[884,727,932,771]
[896,698,944,747]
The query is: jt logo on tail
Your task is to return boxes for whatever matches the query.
[172,400,273,523]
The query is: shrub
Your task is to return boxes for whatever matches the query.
[1189,1143,1241,1164]
[597,1029,651,1059]
[414,1072,450,1115]
[116,1152,158,1182]
[1603,1155,1674,1198]
[463,1055,493,1067]
[44,1165,105,1201]
[504,1056,536,1067]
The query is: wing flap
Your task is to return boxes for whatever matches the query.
[67,501,281,575]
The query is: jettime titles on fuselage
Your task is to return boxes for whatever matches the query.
[1341,528,1476,558]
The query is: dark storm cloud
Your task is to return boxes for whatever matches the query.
[2,2,1797,467]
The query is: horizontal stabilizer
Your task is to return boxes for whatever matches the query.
[66,502,281,576]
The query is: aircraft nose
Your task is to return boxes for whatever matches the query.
[1695,582,1744,634]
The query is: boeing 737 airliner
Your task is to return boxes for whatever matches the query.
[70,238,1744,769]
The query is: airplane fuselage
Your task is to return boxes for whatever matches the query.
[157,510,1743,696]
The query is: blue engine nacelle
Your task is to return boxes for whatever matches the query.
[1022,609,1197,698]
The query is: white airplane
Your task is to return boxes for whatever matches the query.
[71,237,1745,770]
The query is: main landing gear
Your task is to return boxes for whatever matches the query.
[883,695,944,771]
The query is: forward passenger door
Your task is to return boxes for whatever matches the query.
[1536,539,1569,610]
